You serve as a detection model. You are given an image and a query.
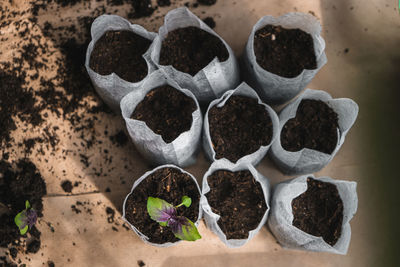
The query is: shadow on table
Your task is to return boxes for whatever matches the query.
[319,0,400,266]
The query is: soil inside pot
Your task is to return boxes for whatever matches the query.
[292,177,344,246]
[208,95,273,162]
[254,25,317,78]
[124,167,200,244]
[130,85,197,143]
[89,30,152,83]
[159,26,229,76]
[205,170,267,239]
[280,99,339,154]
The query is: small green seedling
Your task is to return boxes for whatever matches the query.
[14,200,37,235]
[147,196,201,241]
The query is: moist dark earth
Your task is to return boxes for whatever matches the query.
[0,69,43,146]
[131,85,197,143]
[254,25,317,78]
[159,26,229,76]
[205,170,267,239]
[208,95,273,162]
[1,0,219,264]
[203,17,216,29]
[198,0,217,5]
[0,159,46,251]
[0,0,219,265]
[89,30,152,82]
[292,177,344,246]
[124,167,200,244]
[280,99,339,154]
[61,180,73,193]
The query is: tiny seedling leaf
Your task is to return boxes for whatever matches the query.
[181,196,192,208]
[170,217,201,241]
[20,225,28,235]
[14,211,26,229]
[147,197,176,223]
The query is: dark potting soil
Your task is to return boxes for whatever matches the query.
[128,0,155,19]
[203,17,216,29]
[124,167,200,244]
[254,25,317,78]
[198,0,217,5]
[9,247,18,259]
[89,30,152,83]
[0,69,43,146]
[292,177,344,246]
[205,170,267,239]
[109,130,128,147]
[32,0,156,19]
[208,95,273,162]
[26,239,41,254]
[106,207,115,223]
[157,0,171,7]
[61,180,73,193]
[0,159,46,249]
[0,214,18,248]
[159,26,229,76]
[131,85,197,143]
[280,99,339,154]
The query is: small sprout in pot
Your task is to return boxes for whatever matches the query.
[14,200,37,235]
[147,196,201,241]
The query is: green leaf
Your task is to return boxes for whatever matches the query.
[172,217,201,241]
[20,225,28,235]
[181,196,192,208]
[25,200,30,209]
[159,221,168,227]
[14,211,25,228]
[147,197,175,223]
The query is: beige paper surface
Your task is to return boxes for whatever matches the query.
[1,0,399,266]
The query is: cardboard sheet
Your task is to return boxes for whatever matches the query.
[1,0,399,266]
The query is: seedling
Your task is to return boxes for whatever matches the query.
[14,200,37,235]
[147,196,201,241]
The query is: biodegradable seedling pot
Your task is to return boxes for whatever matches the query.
[122,165,202,247]
[201,160,270,248]
[149,7,240,103]
[270,89,358,175]
[85,14,157,112]
[268,174,358,254]
[241,12,327,105]
[203,82,279,166]
[120,70,202,167]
